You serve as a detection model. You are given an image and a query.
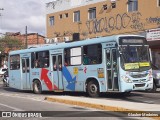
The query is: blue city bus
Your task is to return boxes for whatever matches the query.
[8,35,153,97]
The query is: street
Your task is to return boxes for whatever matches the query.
[0,80,158,120]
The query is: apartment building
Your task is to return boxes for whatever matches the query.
[46,0,160,66]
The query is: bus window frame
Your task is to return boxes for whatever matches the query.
[83,43,102,65]
[34,50,50,68]
[10,54,20,70]
[64,46,82,66]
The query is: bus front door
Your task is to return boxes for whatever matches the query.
[106,49,119,91]
[52,54,63,90]
[22,58,30,90]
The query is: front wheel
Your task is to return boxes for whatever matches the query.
[151,82,157,92]
[87,80,99,97]
[33,80,42,94]
[146,82,157,93]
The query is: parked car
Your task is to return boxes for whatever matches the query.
[0,68,7,77]
[151,64,160,92]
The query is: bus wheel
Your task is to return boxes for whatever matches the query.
[33,80,42,94]
[152,82,157,92]
[87,80,99,97]
[122,91,131,96]
[148,82,157,93]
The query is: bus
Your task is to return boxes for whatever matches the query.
[8,35,153,97]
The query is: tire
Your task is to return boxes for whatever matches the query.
[87,80,99,97]
[33,80,42,94]
[151,82,157,92]
[147,82,157,93]
[122,91,131,96]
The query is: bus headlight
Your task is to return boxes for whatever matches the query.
[121,76,132,83]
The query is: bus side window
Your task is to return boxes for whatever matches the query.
[22,59,25,73]
[53,56,57,71]
[34,51,49,68]
[83,55,90,64]
[64,49,70,66]
[58,55,62,71]
[31,52,35,68]
[83,44,102,65]
[34,60,40,68]
[10,55,20,70]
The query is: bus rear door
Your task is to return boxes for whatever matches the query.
[106,48,119,91]
[52,54,63,90]
[21,57,31,90]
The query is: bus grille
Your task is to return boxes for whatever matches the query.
[135,84,145,87]
[130,74,147,78]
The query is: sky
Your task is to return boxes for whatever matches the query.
[0,0,53,36]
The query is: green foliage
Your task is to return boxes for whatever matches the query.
[0,35,24,53]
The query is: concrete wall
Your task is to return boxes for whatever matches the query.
[46,0,160,42]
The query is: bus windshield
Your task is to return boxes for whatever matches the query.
[120,45,151,72]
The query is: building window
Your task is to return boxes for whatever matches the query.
[88,7,96,20]
[103,5,107,10]
[59,14,63,19]
[128,0,138,12]
[64,13,68,18]
[111,2,116,8]
[74,11,80,22]
[49,16,54,26]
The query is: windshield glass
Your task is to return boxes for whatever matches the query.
[120,45,151,72]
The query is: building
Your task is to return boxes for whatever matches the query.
[46,0,160,66]
[0,32,45,68]
[6,32,45,48]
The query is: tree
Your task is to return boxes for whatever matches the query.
[0,35,24,53]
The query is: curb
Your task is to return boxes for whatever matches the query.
[45,97,133,111]
[45,97,160,119]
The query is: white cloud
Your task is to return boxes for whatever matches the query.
[0,0,53,36]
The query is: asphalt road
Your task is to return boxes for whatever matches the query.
[0,81,157,120]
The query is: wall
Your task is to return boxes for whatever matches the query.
[46,0,160,42]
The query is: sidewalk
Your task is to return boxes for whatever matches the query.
[45,95,160,112]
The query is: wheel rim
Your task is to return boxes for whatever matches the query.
[90,84,97,93]
[35,82,40,92]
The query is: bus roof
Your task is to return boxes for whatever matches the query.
[9,34,144,55]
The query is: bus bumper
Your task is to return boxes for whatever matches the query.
[120,83,133,92]
[132,81,153,91]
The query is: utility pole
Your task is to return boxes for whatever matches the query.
[25,26,28,48]
[37,33,39,44]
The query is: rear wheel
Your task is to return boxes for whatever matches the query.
[87,80,99,97]
[33,80,42,94]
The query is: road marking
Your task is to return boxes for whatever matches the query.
[0,103,24,111]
